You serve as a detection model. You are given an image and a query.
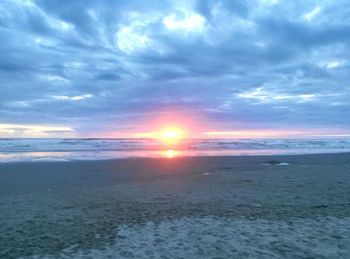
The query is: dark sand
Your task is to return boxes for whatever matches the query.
[1,153,350,258]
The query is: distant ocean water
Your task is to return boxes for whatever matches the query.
[1,138,350,162]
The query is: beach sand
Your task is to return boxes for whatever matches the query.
[1,153,350,258]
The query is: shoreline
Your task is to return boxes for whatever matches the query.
[2,137,350,163]
[1,150,350,164]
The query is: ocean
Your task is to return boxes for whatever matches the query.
[1,138,350,162]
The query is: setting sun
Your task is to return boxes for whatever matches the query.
[160,127,185,144]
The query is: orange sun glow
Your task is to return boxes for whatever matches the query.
[160,127,185,144]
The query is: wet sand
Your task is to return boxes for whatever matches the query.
[1,153,350,258]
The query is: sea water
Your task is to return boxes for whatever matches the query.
[1,138,350,162]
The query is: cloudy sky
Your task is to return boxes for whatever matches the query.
[0,0,350,137]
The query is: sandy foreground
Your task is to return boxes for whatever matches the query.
[0,153,350,258]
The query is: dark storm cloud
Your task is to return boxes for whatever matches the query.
[0,0,349,136]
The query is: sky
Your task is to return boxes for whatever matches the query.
[0,0,350,138]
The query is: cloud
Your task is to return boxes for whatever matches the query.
[0,123,75,137]
[0,0,349,135]
[162,11,206,32]
[237,87,318,104]
[51,94,93,101]
[302,6,321,22]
